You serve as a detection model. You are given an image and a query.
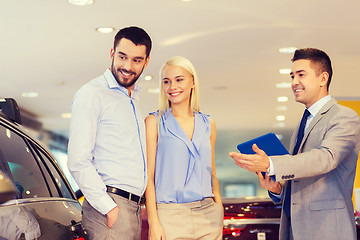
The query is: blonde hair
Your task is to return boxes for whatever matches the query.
[158,56,200,117]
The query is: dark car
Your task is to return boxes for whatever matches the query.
[222,197,281,240]
[224,197,360,240]
[141,196,360,240]
[0,98,87,240]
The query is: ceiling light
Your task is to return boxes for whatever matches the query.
[279,69,291,75]
[62,113,72,119]
[96,27,115,34]
[278,47,297,54]
[144,75,152,81]
[276,115,286,121]
[148,88,160,94]
[276,82,292,88]
[68,0,94,6]
[181,0,193,2]
[277,96,288,102]
[22,92,39,98]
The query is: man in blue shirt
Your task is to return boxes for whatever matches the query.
[68,26,152,240]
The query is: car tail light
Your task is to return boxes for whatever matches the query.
[223,216,248,237]
[223,227,244,237]
[70,220,88,240]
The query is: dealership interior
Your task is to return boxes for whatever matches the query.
[1,0,360,213]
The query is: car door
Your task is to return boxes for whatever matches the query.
[0,120,85,240]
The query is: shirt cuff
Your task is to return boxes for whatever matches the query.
[268,156,276,176]
[269,187,283,204]
[90,193,117,215]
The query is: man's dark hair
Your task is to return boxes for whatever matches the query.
[291,48,332,90]
[113,26,152,58]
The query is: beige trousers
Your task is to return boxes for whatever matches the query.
[157,198,224,240]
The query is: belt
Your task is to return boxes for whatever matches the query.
[106,186,143,204]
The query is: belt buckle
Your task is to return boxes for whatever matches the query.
[128,192,132,201]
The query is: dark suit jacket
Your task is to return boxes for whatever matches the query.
[270,98,360,240]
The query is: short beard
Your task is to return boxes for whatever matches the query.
[111,60,144,89]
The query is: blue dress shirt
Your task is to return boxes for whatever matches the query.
[151,110,214,203]
[67,69,147,214]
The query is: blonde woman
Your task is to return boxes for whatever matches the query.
[145,56,223,240]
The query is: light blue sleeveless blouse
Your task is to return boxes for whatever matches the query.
[150,110,214,203]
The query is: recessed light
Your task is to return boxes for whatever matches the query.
[279,69,291,75]
[276,82,292,88]
[277,96,288,102]
[96,27,115,34]
[276,115,286,121]
[278,47,297,54]
[181,0,192,2]
[144,75,152,81]
[62,113,72,119]
[22,92,39,98]
[68,0,94,6]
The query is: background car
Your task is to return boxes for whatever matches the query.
[0,98,87,240]
[222,197,281,240]
[141,196,360,240]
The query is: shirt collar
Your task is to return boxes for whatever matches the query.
[104,68,142,98]
[307,95,332,117]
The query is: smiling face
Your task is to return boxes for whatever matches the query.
[161,64,195,107]
[290,59,329,108]
[110,38,149,90]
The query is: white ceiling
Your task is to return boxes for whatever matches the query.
[2,0,360,135]
[2,0,360,195]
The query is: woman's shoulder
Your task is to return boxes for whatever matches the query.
[149,110,159,117]
[196,111,211,123]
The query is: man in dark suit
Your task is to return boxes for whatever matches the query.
[229,48,360,240]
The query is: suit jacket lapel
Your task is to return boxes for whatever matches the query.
[298,98,337,153]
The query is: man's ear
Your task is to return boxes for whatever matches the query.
[144,56,150,68]
[110,48,115,59]
[320,72,329,87]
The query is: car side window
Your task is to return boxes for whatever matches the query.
[35,148,73,199]
[0,125,50,199]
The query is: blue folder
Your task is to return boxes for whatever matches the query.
[237,133,289,155]
[236,133,289,178]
